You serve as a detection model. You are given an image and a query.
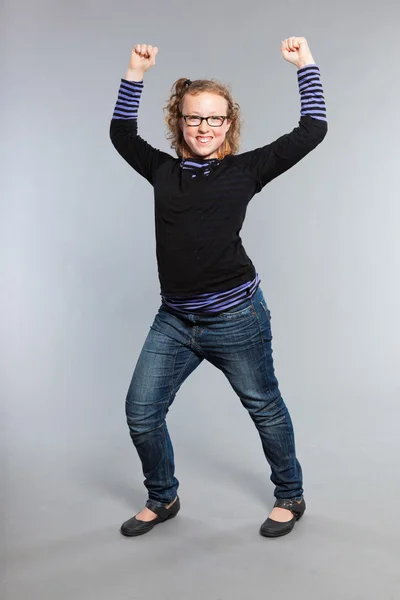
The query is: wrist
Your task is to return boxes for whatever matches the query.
[296,56,316,69]
[124,68,145,82]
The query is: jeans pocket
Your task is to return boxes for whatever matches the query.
[219,302,254,320]
[260,298,271,320]
[259,298,273,341]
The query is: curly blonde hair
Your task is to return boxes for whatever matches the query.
[163,78,241,159]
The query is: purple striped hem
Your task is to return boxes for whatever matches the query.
[162,274,261,314]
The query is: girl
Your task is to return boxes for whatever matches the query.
[110,38,327,538]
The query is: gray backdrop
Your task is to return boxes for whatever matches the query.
[2,0,400,599]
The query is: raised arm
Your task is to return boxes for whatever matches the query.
[236,37,328,192]
[109,44,173,185]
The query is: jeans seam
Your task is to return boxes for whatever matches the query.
[170,343,198,399]
[164,345,201,494]
[161,422,171,490]
[251,298,301,494]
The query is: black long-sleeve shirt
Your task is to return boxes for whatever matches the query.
[110,65,327,298]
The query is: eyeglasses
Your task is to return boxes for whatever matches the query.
[180,115,229,127]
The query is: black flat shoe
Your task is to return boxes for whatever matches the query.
[260,497,306,538]
[120,497,180,537]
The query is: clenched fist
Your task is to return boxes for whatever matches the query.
[281,37,315,69]
[125,44,159,81]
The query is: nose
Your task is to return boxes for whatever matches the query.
[198,118,210,133]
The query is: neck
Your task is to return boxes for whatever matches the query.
[181,140,226,161]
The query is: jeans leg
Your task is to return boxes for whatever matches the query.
[126,311,203,507]
[204,288,303,499]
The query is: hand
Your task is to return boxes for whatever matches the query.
[280,37,315,69]
[126,44,159,78]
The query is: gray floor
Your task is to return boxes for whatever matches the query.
[3,420,399,600]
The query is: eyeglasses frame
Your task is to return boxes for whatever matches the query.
[179,114,230,127]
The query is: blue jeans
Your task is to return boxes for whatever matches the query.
[125,286,303,508]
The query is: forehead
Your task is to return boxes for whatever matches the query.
[182,92,228,114]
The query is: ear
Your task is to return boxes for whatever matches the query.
[225,118,232,132]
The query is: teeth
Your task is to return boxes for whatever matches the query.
[197,137,212,143]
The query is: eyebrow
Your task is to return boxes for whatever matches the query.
[186,112,225,116]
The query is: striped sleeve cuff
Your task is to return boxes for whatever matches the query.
[297,64,327,122]
[112,78,144,120]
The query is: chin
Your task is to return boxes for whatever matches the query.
[191,145,218,159]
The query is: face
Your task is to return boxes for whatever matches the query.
[180,92,231,160]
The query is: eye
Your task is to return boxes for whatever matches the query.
[210,116,224,125]
[186,116,201,125]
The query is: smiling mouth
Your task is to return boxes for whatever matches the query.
[196,137,213,144]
